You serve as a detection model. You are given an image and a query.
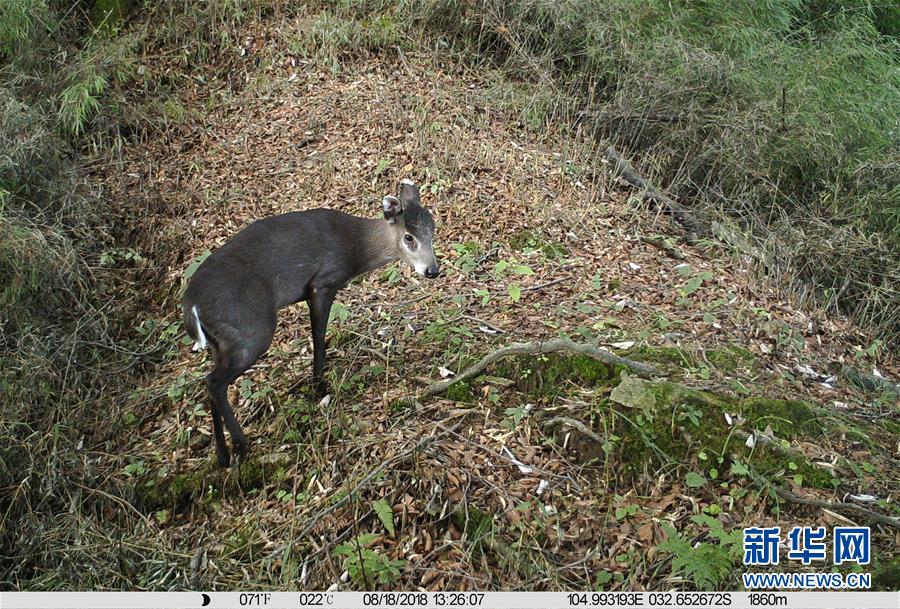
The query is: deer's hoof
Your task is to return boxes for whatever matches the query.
[313,381,329,400]
[231,440,249,469]
[215,449,230,468]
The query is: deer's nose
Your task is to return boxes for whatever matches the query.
[425,266,440,279]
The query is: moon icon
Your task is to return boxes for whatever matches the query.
[201,593,211,606]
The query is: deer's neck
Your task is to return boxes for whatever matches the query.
[358,219,400,275]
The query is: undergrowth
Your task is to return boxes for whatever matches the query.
[0,0,270,588]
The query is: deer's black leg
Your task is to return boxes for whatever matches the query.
[308,287,337,397]
[206,325,275,467]
[207,371,238,467]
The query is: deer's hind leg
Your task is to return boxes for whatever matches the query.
[206,346,230,467]
[206,317,276,467]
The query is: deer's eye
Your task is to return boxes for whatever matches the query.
[404,234,414,243]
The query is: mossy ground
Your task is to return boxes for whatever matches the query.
[491,353,617,398]
[624,345,756,376]
[739,397,822,439]
[136,453,292,514]
[608,378,835,489]
[437,351,847,492]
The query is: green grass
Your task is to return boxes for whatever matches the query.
[0,1,160,588]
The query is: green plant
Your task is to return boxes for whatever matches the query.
[0,0,47,57]
[493,258,533,303]
[675,265,714,306]
[614,504,639,520]
[329,302,350,325]
[450,241,482,274]
[333,533,407,586]
[123,460,146,477]
[501,404,529,428]
[660,515,743,589]
[373,499,396,535]
[58,56,110,135]
[99,247,144,266]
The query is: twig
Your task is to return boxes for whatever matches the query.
[292,136,321,150]
[487,277,566,296]
[639,235,687,260]
[419,338,657,399]
[604,146,703,235]
[734,436,900,530]
[462,314,504,333]
[74,482,154,529]
[434,422,580,489]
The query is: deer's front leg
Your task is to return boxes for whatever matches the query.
[308,287,337,397]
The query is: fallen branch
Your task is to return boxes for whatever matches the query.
[604,146,703,235]
[639,235,687,260]
[771,486,900,530]
[733,429,900,529]
[419,338,657,399]
[750,472,900,531]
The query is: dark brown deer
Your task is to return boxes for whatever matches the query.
[182,180,439,466]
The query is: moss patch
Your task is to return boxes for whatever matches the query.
[135,453,292,514]
[444,380,474,402]
[627,346,697,369]
[706,345,756,372]
[438,353,617,403]
[739,397,822,439]
[625,345,755,375]
[873,554,900,590]
[608,377,834,489]
[491,353,615,398]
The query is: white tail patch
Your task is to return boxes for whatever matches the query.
[191,305,208,351]
[401,178,416,186]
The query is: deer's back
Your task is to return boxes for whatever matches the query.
[184,209,369,313]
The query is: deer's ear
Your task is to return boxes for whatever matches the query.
[382,195,403,221]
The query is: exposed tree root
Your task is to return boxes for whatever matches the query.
[419,338,657,400]
[544,416,606,444]
[728,431,900,529]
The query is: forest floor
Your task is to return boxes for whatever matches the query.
[90,9,899,591]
